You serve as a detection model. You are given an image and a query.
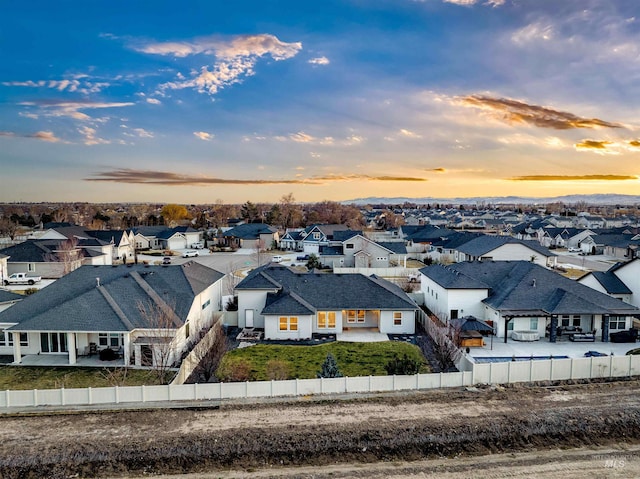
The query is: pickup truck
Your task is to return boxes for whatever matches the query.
[4,272,42,285]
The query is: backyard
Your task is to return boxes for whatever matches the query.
[0,365,171,390]
[217,341,429,381]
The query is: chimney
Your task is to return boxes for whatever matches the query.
[96,277,100,287]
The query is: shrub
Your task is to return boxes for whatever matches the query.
[317,353,342,378]
[225,296,238,311]
[265,360,290,380]
[384,354,422,375]
[217,357,251,382]
[23,288,39,296]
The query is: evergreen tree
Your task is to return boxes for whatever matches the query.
[318,353,342,378]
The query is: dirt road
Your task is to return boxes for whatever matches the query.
[2,379,640,478]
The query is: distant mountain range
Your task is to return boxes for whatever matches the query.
[343,194,640,206]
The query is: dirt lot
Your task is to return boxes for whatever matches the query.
[2,379,640,478]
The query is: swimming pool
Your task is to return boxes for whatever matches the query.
[473,355,569,363]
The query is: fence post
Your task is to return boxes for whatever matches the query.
[609,355,613,378]
[33,389,38,407]
[570,358,574,380]
[271,379,274,397]
[439,372,443,388]
[245,380,249,399]
[590,356,594,377]
[115,385,120,404]
[344,376,348,393]
[489,362,493,384]
[507,361,512,383]
[369,375,372,393]
[194,383,198,400]
[61,387,65,406]
[549,358,553,381]
[88,387,92,405]
[629,355,633,377]
[416,373,419,390]
[320,376,324,394]
[295,378,298,396]
[393,375,396,391]
[141,384,146,402]
[6,390,9,408]
[167,384,171,401]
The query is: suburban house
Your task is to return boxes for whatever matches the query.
[0,240,86,278]
[319,233,408,269]
[579,258,640,308]
[235,264,419,340]
[299,224,353,254]
[220,223,279,250]
[451,235,557,268]
[20,225,114,265]
[279,228,306,251]
[0,262,225,367]
[536,228,595,249]
[419,260,638,343]
[85,230,136,262]
[155,226,202,251]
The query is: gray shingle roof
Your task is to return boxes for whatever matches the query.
[0,262,224,333]
[237,264,417,313]
[455,236,555,257]
[422,260,637,316]
[222,223,277,239]
[591,271,633,295]
[0,290,23,304]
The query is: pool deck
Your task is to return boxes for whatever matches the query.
[469,335,637,361]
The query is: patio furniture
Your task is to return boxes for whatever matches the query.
[88,342,97,356]
[511,330,540,341]
[610,328,638,343]
[569,330,596,342]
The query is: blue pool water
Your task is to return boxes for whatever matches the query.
[473,355,569,363]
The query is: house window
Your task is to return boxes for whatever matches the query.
[450,309,459,320]
[0,329,22,346]
[346,244,354,249]
[530,318,538,330]
[27,263,35,272]
[317,312,336,329]
[347,310,356,323]
[202,299,210,310]
[609,316,626,330]
[572,315,581,327]
[357,310,366,323]
[313,232,321,239]
[561,315,570,327]
[393,312,402,326]
[279,316,298,331]
[507,320,514,331]
[376,257,386,261]
[185,321,190,339]
[99,333,123,348]
[40,332,68,353]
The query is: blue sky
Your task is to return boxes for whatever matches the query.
[1,0,639,203]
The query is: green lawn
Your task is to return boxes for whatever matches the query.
[218,341,429,381]
[0,366,171,390]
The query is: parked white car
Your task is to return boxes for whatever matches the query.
[272,255,283,263]
[182,250,199,258]
[567,247,581,253]
[191,242,204,249]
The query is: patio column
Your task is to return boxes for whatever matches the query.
[12,337,21,364]
[601,315,610,343]
[67,332,77,365]
[549,315,558,343]
[504,316,513,343]
[123,334,131,366]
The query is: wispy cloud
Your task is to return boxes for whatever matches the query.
[0,130,62,142]
[146,98,162,105]
[137,34,302,96]
[457,95,621,130]
[193,131,214,141]
[398,128,422,139]
[85,168,427,185]
[79,126,109,145]
[19,100,134,121]
[509,175,637,182]
[428,168,446,173]
[308,56,330,65]
[2,78,110,94]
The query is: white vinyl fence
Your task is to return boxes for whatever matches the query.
[2,354,640,409]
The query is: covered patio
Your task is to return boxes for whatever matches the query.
[12,353,125,367]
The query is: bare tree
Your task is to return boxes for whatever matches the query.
[0,218,18,241]
[187,320,229,383]
[223,260,243,296]
[422,314,462,372]
[137,300,181,384]
[44,238,83,275]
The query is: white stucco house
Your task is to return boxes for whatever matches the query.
[419,261,638,344]
[0,262,225,367]
[235,264,419,340]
